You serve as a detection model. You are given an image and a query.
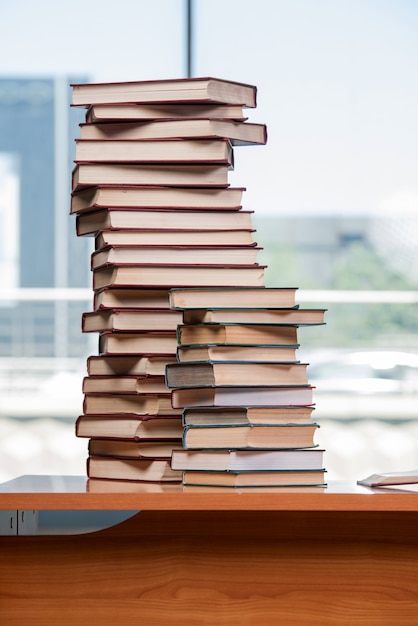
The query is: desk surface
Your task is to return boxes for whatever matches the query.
[0,474,417,511]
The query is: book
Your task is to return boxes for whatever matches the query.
[83,393,182,415]
[71,185,245,214]
[91,245,261,269]
[177,323,299,346]
[182,406,316,426]
[74,138,234,165]
[171,447,325,471]
[82,308,182,332]
[88,438,182,459]
[76,208,255,236]
[85,102,248,122]
[182,308,326,326]
[168,287,298,309]
[182,470,326,488]
[79,119,267,145]
[95,229,257,248]
[76,413,183,439]
[99,331,178,355]
[82,375,169,395]
[357,470,418,487]
[181,423,319,449]
[87,354,176,376]
[165,362,309,388]
[71,77,257,107]
[176,344,299,363]
[92,264,265,291]
[87,456,182,482]
[171,385,315,408]
[72,162,231,191]
[94,288,171,310]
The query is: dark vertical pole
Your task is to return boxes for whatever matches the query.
[186,0,193,78]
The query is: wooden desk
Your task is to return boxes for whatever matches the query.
[1,476,418,625]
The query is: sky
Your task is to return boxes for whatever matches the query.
[1,0,418,216]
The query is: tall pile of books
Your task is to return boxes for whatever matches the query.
[70,77,270,482]
[70,77,327,487]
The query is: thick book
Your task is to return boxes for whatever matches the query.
[72,162,231,191]
[99,331,178,356]
[76,208,255,236]
[177,323,299,347]
[181,423,319,450]
[182,307,326,326]
[94,228,257,248]
[74,138,234,165]
[76,413,183,439]
[357,470,418,487]
[82,308,182,332]
[87,354,176,377]
[182,406,316,426]
[87,456,182,482]
[171,447,325,471]
[82,375,169,395]
[71,77,257,107]
[94,288,171,310]
[71,185,245,214]
[90,245,261,269]
[183,470,326,488]
[176,344,299,363]
[83,392,182,416]
[88,438,182,460]
[165,362,309,388]
[85,102,248,122]
[92,264,265,291]
[169,287,298,309]
[171,385,315,408]
[79,119,267,145]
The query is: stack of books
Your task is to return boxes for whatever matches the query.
[70,77,268,482]
[167,287,327,488]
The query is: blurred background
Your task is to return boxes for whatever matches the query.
[0,0,417,483]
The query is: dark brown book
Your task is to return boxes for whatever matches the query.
[76,208,255,236]
[87,456,182,482]
[88,438,182,460]
[85,102,248,123]
[71,77,257,107]
[94,229,257,248]
[165,362,309,388]
[177,323,298,346]
[182,307,326,326]
[87,354,176,377]
[79,119,267,145]
[76,413,183,439]
[168,287,298,309]
[171,385,314,409]
[83,393,181,415]
[98,331,178,356]
[71,185,244,214]
[182,406,315,426]
[74,138,234,165]
[82,308,182,332]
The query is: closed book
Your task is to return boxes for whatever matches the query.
[72,162,230,191]
[82,375,169,395]
[176,344,299,363]
[76,413,183,439]
[182,406,315,426]
[87,456,182,482]
[171,448,325,471]
[83,393,182,415]
[74,138,234,165]
[87,355,176,377]
[98,332,178,356]
[88,439,181,459]
[171,385,315,408]
[82,308,182,332]
[182,423,319,449]
[182,308,326,326]
[183,470,326,488]
[71,185,244,214]
[94,288,171,310]
[76,208,255,236]
[85,102,247,122]
[95,229,257,248]
[91,245,261,269]
[165,362,309,388]
[92,264,265,291]
[177,323,298,347]
[71,77,257,107]
[169,287,298,310]
[79,119,267,145]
